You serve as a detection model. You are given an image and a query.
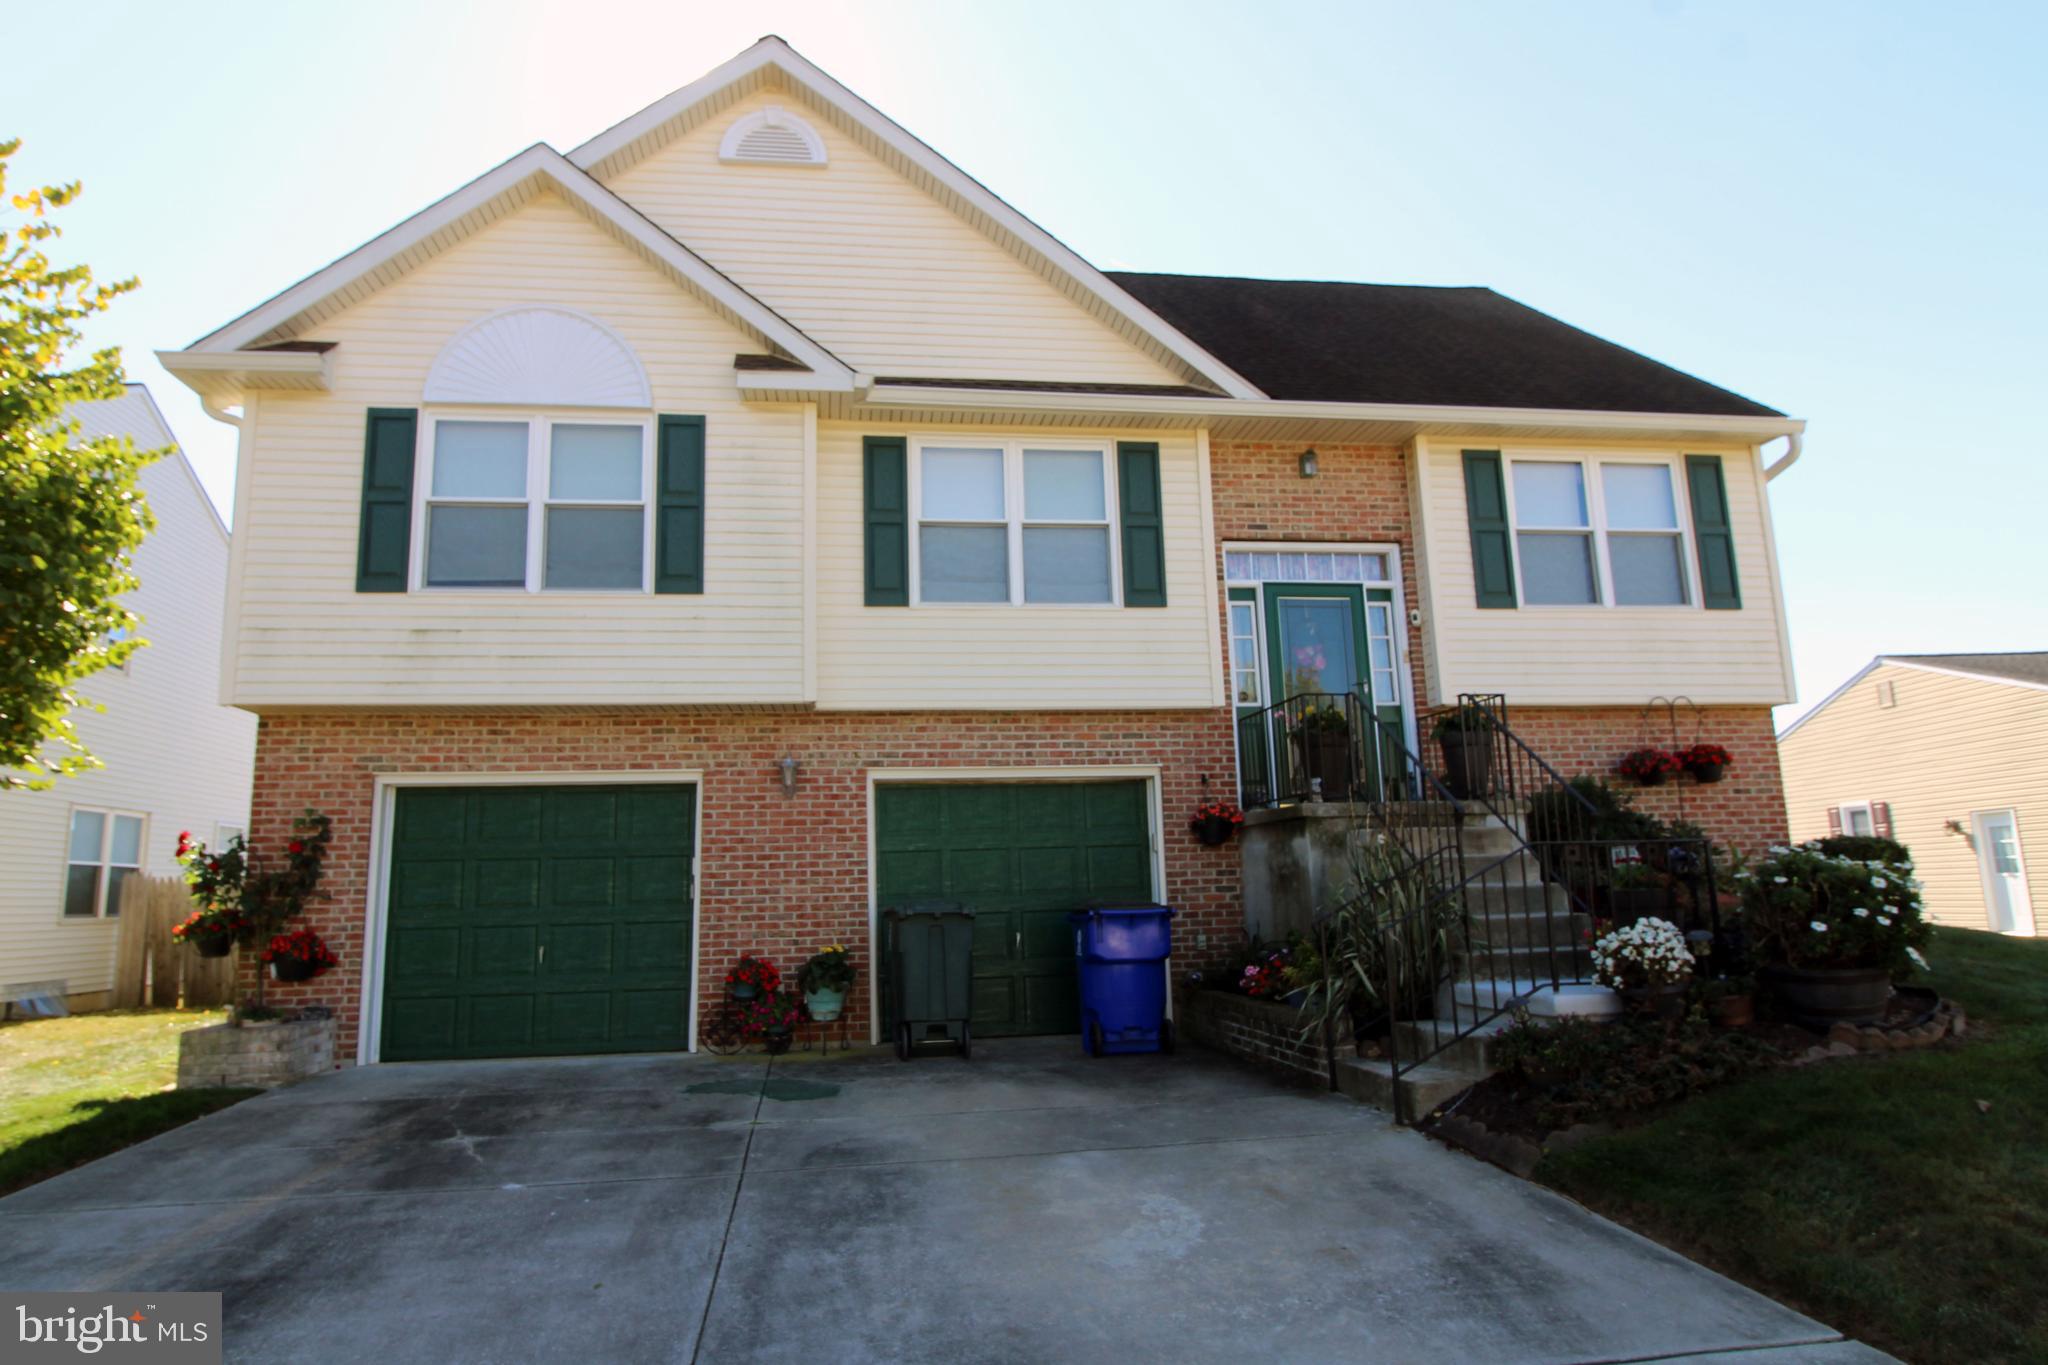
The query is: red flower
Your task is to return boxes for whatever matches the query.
[288,840,305,854]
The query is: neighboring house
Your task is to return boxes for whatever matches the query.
[1781,653,2047,936]
[158,36,1805,1066]
[0,387,258,1011]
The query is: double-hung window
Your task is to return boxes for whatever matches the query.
[1507,456,1694,607]
[65,809,143,918]
[421,416,651,591]
[913,440,1118,605]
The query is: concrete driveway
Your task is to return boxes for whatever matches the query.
[0,1038,1887,1364]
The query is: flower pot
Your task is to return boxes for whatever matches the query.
[1758,964,1892,1023]
[1293,731,1355,798]
[762,1030,793,1056]
[193,937,234,959]
[1634,767,1669,787]
[729,983,759,1001]
[1437,729,1493,799]
[1194,814,1235,846]
[1709,993,1755,1028]
[1622,980,1691,1023]
[269,957,321,983]
[1687,761,1726,784]
[804,987,846,1022]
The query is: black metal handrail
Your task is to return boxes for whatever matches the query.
[1237,691,1410,809]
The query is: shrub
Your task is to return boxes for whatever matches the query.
[1492,1010,1783,1129]
[1739,842,1931,975]
[1815,834,1911,867]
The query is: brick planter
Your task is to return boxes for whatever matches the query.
[1174,982,1334,1086]
[177,1017,335,1090]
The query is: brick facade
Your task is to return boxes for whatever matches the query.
[245,708,1239,1062]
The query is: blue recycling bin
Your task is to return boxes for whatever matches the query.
[1068,905,1177,1056]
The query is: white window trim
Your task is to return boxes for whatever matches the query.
[411,409,656,594]
[1227,597,1266,708]
[1501,453,1702,610]
[906,436,1124,608]
[61,807,147,921]
[1837,800,1878,837]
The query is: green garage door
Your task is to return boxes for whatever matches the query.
[875,781,1154,1037]
[380,784,694,1061]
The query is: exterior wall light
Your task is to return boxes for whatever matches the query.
[1299,448,1319,478]
[778,756,800,796]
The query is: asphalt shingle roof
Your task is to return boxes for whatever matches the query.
[1889,652,2048,687]
[1108,271,1783,417]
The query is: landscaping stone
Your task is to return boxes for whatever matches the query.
[177,1016,335,1090]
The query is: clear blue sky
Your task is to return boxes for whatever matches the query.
[14,0,2045,726]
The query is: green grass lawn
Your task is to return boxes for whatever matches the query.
[1541,928,2048,1365]
[0,1008,258,1197]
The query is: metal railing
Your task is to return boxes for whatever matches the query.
[1237,692,1415,809]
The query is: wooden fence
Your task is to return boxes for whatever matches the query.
[111,875,237,1009]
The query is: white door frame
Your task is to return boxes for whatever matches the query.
[357,769,705,1066]
[1971,807,2036,936]
[864,765,1166,1046]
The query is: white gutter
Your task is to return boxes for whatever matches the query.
[1763,432,1803,480]
[859,383,1809,440]
[200,398,243,428]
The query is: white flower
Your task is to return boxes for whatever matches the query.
[1774,876,1789,884]
[1907,946,1929,970]
[1871,876,1889,890]
[1810,920,1828,932]
[1877,916,1893,927]
[1853,907,1870,918]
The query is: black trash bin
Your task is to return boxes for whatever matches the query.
[881,904,976,1060]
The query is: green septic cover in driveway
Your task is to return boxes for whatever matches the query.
[875,780,1153,1037]
[381,784,694,1061]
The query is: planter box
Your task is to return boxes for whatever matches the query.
[1173,982,1333,1086]
[177,1017,336,1090]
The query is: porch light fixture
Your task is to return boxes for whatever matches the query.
[1298,448,1319,478]
[777,756,800,796]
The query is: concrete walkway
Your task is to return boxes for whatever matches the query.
[0,1038,1890,1363]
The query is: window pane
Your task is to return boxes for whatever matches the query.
[1023,450,1105,520]
[109,815,143,866]
[1610,534,1688,605]
[1023,526,1112,603]
[920,525,1008,601]
[432,421,527,497]
[105,866,136,918]
[426,505,528,587]
[1846,807,1875,836]
[1513,462,1589,527]
[1224,552,1251,580]
[921,448,1005,520]
[545,507,644,589]
[68,810,104,863]
[64,865,100,917]
[1602,464,1679,530]
[1517,532,1598,604]
[550,425,642,500]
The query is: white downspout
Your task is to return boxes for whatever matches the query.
[1763,432,1802,480]
[200,397,244,428]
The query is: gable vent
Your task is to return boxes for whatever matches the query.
[719,106,827,167]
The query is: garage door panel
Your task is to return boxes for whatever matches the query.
[1087,846,1151,890]
[1019,909,1072,957]
[1013,785,1080,833]
[945,786,1012,838]
[1018,848,1078,895]
[971,974,1016,1031]
[877,786,945,844]
[1024,972,1079,1034]
[946,849,1012,896]
[381,784,694,1061]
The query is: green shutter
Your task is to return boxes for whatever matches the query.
[1116,442,1167,608]
[355,408,417,593]
[1460,450,1517,609]
[863,436,908,606]
[1684,454,1742,610]
[655,415,705,594]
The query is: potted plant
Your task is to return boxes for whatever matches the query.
[170,907,246,958]
[1700,974,1755,1028]
[797,945,854,1022]
[1591,916,1695,1021]
[740,989,802,1054]
[1606,859,1669,924]
[1290,703,1354,798]
[1431,708,1495,798]
[174,813,333,1019]
[1739,842,1930,1022]
[726,955,780,1001]
[1617,748,1682,787]
[1188,800,1245,846]
[262,927,339,982]
[1680,742,1732,784]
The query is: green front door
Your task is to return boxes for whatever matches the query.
[380,784,695,1061]
[1257,582,1406,795]
[874,781,1153,1037]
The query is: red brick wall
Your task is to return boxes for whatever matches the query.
[1503,705,1788,854]
[243,708,1239,1062]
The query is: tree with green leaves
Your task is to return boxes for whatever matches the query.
[1,137,162,790]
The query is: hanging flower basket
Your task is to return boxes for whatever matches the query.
[1618,748,1682,786]
[262,928,339,982]
[1188,801,1245,846]
[1681,742,1732,784]
[171,908,245,958]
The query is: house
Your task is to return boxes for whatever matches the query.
[157,36,1804,1066]
[1781,653,2046,935]
[0,387,258,1012]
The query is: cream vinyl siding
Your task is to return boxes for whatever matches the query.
[228,193,807,707]
[816,424,1223,710]
[0,391,256,1003]
[1411,436,1794,705]
[1782,663,2048,934]
[605,89,1185,387]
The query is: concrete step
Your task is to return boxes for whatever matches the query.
[1458,876,1569,918]
[1457,943,1592,978]
[1387,1016,1519,1072]
[1465,909,1593,950]
[1455,818,1529,858]
[1438,974,1591,1018]
[1333,1054,1477,1118]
